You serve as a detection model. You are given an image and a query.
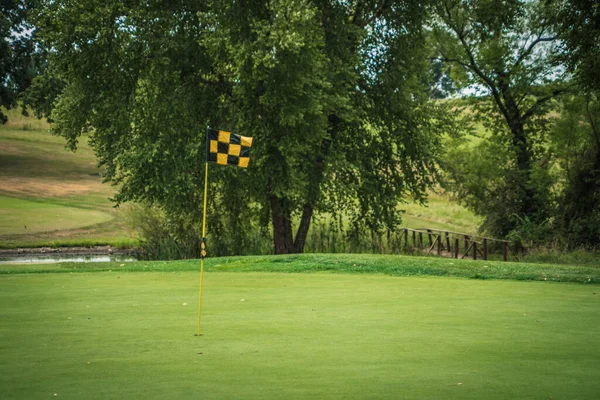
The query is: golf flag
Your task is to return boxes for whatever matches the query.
[197,126,253,336]
[206,127,253,168]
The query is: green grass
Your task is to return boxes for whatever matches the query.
[2,253,599,284]
[0,195,112,235]
[0,109,131,247]
[400,192,481,233]
[1,256,599,399]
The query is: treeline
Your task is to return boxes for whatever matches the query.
[436,1,600,249]
[1,0,598,256]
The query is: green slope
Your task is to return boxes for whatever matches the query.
[0,109,132,247]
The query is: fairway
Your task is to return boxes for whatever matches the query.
[0,195,112,234]
[1,269,599,399]
[0,110,133,247]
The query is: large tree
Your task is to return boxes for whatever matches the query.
[549,0,600,246]
[552,0,600,93]
[433,0,570,236]
[0,0,40,123]
[550,94,600,247]
[34,0,442,255]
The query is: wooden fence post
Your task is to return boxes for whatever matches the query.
[412,231,416,248]
[473,242,477,260]
[445,232,451,253]
[428,230,433,247]
[404,229,408,248]
[437,235,441,256]
[483,238,488,260]
[503,242,508,261]
[454,238,459,259]
[419,232,423,248]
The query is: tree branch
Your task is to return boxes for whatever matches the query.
[352,0,388,27]
[435,55,470,71]
[439,4,511,121]
[365,0,388,26]
[512,35,557,70]
[521,87,570,122]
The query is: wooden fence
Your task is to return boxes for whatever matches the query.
[396,228,517,261]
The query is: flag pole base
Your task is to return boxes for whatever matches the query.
[194,333,204,337]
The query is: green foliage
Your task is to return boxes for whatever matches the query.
[550,94,600,247]
[0,0,45,123]
[521,246,600,267]
[444,126,556,239]
[20,70,64,122]
[127,203,272,260]
[34,0,444,255]
[553,0,600,92]
[433,0,569,238]
[126,204,200,260]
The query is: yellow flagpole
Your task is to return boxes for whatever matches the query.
[197,161,209,336]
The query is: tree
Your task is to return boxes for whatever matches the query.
[550,94,600,247]
[0,0,40,123]
[549,0,600,247]
[552,0,600,93]
[34,0,443,255]
[433,0,570,236]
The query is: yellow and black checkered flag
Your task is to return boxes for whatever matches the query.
[206,127,253,168]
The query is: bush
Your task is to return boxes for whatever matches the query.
[126,203,273,260]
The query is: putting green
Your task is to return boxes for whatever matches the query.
[0,195,112,235]
[1,271,599,399]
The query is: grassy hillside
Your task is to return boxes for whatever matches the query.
[0,109,133,248]
[399,191,480,232]
[1,255,599,399]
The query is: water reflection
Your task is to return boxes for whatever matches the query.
[0,255,137,264]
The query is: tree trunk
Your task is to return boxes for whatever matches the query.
[293,204,313,253]
[270,194,294,254]
[498,77,536,218]
[508,118,536,217]
[269,115,338,254]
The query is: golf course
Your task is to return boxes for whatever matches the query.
[1,255,600,399]
[1,101,599,400]
[3,1,600,398]
[0,109,133,248]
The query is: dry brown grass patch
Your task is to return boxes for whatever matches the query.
[0,176,103,198]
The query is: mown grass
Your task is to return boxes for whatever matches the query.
[0,195,112,235]
[0,217,137,249]
[1,256,599,399]
[0,109,131,247]
[2,253,599,284]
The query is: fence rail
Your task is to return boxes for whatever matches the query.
[396,228,517,261]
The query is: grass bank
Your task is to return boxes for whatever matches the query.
[2,253,599,284]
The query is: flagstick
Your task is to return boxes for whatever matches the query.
[197,161,209,336]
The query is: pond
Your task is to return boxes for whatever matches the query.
[0,254,137,265]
